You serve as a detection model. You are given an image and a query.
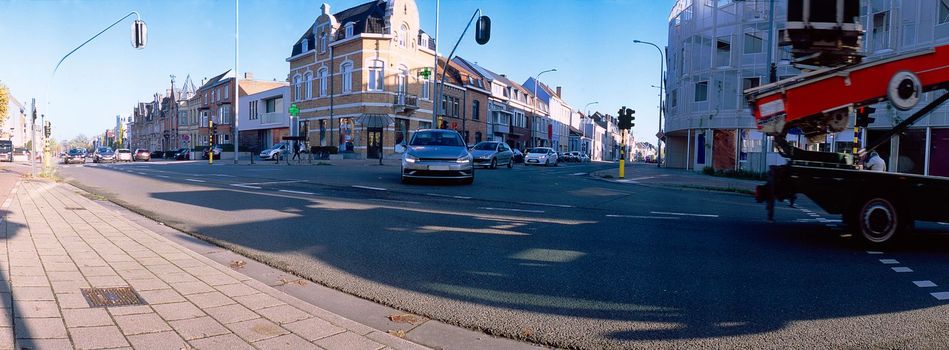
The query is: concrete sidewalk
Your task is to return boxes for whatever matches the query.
[591,162,761,194]
[0,178,429,350]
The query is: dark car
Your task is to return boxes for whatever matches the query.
[134,149,151,161]
[150,151,164,159]
[62,148,87,164]
[512,148,525,163]
[0,140,13,162]
[93,147,116,163]
[202,146,222,160]
[173,148,191,160]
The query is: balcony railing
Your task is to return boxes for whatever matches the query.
[260,112,285,125]
[393,93,419,111]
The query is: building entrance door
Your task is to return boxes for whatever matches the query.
[367,128,383,159]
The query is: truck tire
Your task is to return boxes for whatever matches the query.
[857,197,903,245]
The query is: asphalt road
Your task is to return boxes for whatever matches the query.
[55,159,949,349]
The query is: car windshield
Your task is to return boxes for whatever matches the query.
[118,149,130,153]
[473,142,498,151]
[527,148,549,154]
[98,148,112,153]
[68,149,82,155]
[410,131,464,147]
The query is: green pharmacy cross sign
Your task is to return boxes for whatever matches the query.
[418,68,432,79]
[288,103,299,116]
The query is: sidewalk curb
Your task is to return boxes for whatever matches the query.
[587,173,756,196]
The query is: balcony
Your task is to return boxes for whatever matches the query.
[393,93,419,112]
[260,112,286,126]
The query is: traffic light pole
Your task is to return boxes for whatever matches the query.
[30,99,36,178]
[619,129,626,179]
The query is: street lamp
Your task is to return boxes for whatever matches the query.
[633,39,664,168]
[532,68,556,148]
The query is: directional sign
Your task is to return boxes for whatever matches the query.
[288,104,300,117]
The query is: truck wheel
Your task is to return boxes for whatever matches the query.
[857,198,902,244]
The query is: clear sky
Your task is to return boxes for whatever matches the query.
[0,0,671,144]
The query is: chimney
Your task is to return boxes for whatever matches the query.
[244,72,254,80]
[321,3,331,15]
[500,74,506,78]
[556,86,562,97]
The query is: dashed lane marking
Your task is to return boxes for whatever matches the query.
[371,198,420,205]
[518,201,574,208]
[230,184,262,189]
[237,180,307,186]
[838,233,853,238]
[184,179,206,183]
[571,172,587,176]
[914,281,938,288]
[650,211,719,218]
[931,292,949,300]
[351,185,387,191]
[606,214,680,220]
[425,193,472,200]
[879,259,900,264]
[157,175,170,179]
[478,207,545,214]
[866,251,884,255]
[279,189,315,195]
[892,267,913,273]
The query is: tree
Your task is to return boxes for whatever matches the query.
[66,134,91,150]
[0,82,9,128]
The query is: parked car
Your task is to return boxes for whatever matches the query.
[173,148,191,160]
[512,148,524,163]
[563,151,581,162]
[524,147,559,166]
[644,155,657,163]
[93,147,116,163]
[202,146,223,160]
[259,143,290,160]
[396,129,473,184]
[116,148,133,162]
[470,141,514,169]
[62,148,87,164]
[134,149,151,161]
[0,140,13,162]
[577,153,591,162]
[150,151,164,159]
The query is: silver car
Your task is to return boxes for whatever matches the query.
[397,129,473,184]
[470,141,514,169]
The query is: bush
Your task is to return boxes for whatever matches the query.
[702,166,765,180]
[702,166,715,175]
[311,146,338,154]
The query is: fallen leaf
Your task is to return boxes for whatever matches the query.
[229,260,247,269]
[275,277,307,286]
[388,314,424,325]
[387,329,406,338]
[521,328,533,337]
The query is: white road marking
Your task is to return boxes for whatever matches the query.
[807,213,820,217]
[650,211,719,218]
[425,193,472,200]
[606,214,680,220]
[879,259,899,264]
[210,174,236,177]
[627,176,659,181]
[279,189,315,195]
[866,251,884,255]
[157,175,170,179]
[238,180,307,186]
[518,201,574,208]
[230,184,262,189]
[891,267,913,273]
[478,207,545,214]
[185,179,206,183]
[838,233,853,238]
[931,292,949,300]
[351,185,387,191]
[135,172,146,175]
[571,172,587,176]
[939,222,949,225]
[914,280,938,288]
[613,179,634,183]
[371,198,420,205]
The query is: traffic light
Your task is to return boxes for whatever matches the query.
[44,121,51,138]
[617,106,635,130]
[855,106,876,127]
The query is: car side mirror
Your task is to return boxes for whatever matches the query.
[394,144,406,154]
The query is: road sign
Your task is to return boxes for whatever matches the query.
[289,104,299,117]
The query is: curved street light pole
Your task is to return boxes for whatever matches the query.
[633,39,664,167]
[532,68,556,148]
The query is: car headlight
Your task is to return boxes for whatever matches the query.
[539,155,547,159]
[456,154,472,163]
[404,153,418,163]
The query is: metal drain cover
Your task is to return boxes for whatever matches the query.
[81,287,145,307]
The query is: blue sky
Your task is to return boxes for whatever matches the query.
[0,0,671,144]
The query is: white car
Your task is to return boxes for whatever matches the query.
[524,147,558,166]
[259,143,289,160]
[116,149,133,162]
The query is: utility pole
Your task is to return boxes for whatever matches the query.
[30,98,36,177]
[171,74,176,152]
[233,0,240,164]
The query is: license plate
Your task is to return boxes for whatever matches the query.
[527,159,538,163]
[428,165,450,171]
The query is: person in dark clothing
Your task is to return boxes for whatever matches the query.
[291,141,301,161]
[758,165,797,223]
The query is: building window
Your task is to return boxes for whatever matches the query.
[452,97,460,117]
[715,35,731,67]
[224,86,229,99]
[941,0,949,24]
[345,23,354,38]
[301,38,308,52]
[421,74,431,100]
[872,11,890,51]
[341,62,353,93]
[742,77,761,91]
[397,66,408,93]
[394,118,409,145]
[319,68,328,97]
[249,101,258,120]
[293,75,302,101]
[475,131,482,143]
[399,24,409,47]
[695,81,709,102]
[744,32,763,54]
[265,97,279,113]
[472,100,480,120]
[320,32,328,53]
[368,60,384,91]
[304,72,312,99]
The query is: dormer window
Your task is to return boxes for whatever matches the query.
[301,38,308,52]
[344,23,354,38]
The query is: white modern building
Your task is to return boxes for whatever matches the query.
[238,85,290,152]
[664,0,949,177]
[3,94,29,147]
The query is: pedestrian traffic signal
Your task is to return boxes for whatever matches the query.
[855,106,876,127]
[475,16,491,45]
[617,106,635,130]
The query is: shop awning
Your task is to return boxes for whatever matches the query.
[354,113,393,128]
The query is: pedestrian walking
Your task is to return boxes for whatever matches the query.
[865,151,886,172]
[292,141,301,161]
